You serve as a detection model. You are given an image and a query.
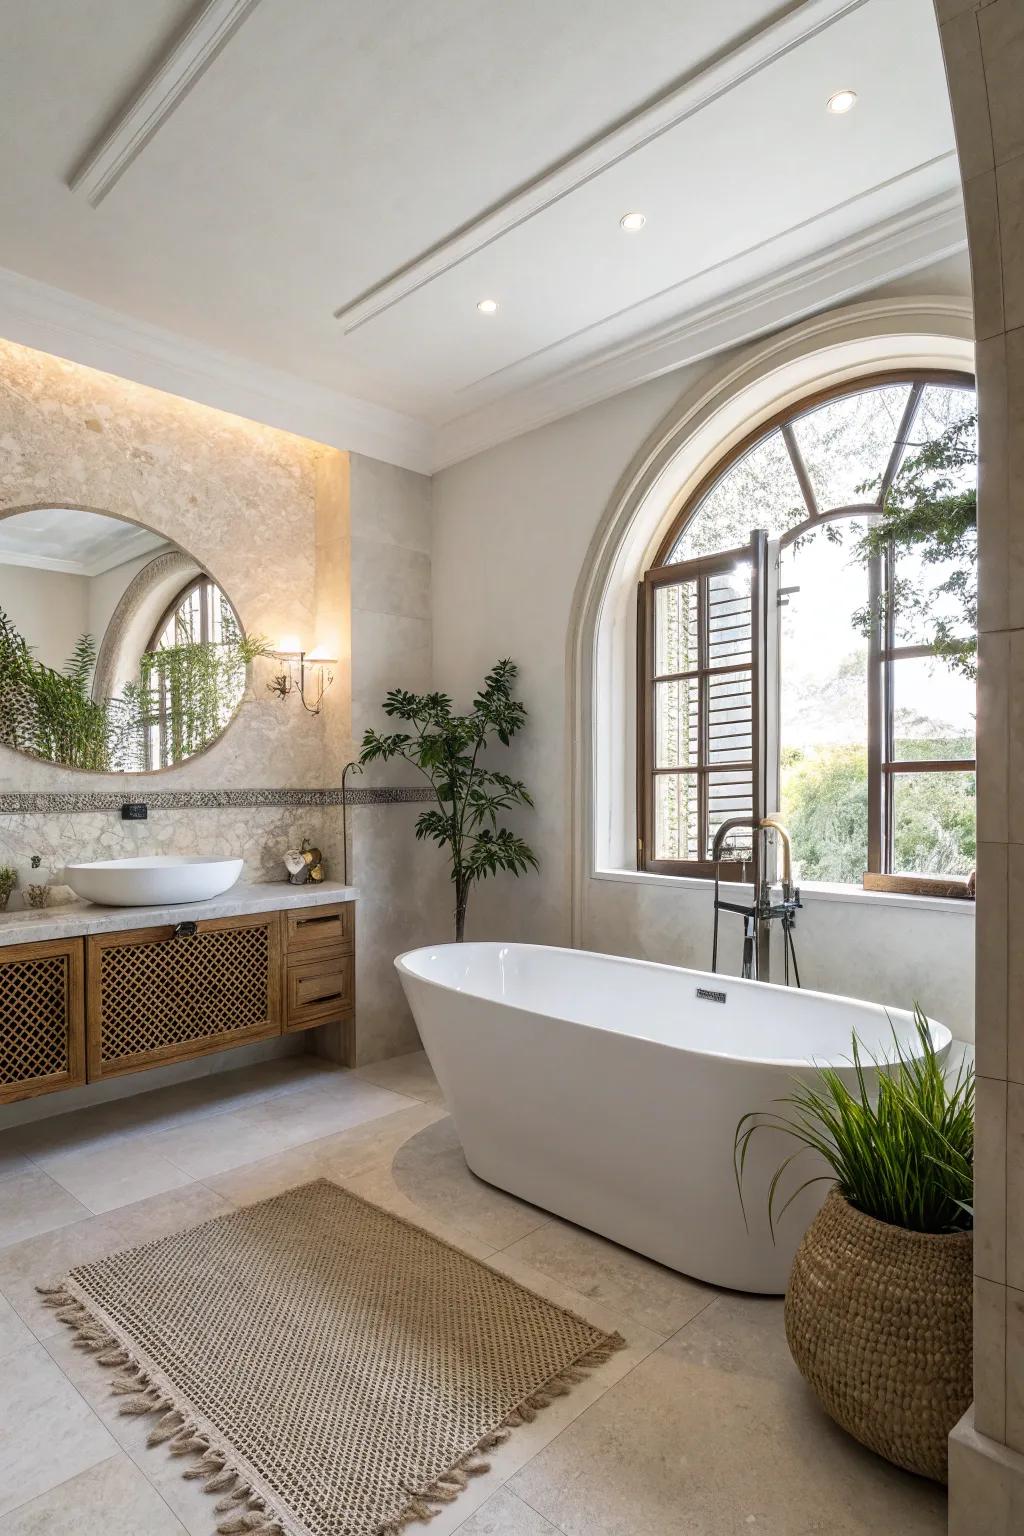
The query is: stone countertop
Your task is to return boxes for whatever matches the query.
[0,879,356,948]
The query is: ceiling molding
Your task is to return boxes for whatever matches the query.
[69,0,265,207]
[0,265,434,473]
[334,0,871,332]
[431,190,969,469]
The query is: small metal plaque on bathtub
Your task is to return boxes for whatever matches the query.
[696,986,727,1004]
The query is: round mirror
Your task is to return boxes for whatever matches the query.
[0,508,251,773]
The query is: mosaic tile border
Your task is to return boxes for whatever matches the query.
[0,787,434,814]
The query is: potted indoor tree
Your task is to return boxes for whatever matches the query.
[735,1011,973,1483]
[358,660,538,940]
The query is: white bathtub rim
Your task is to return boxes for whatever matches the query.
[394,941,952,1072]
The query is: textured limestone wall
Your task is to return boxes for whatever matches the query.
[936,1,1024,1528]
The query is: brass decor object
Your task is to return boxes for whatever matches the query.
[39,1180,622,1536]
[785,1190,972,1483]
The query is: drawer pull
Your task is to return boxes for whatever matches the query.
[174,921,198,939]
[298,914,336,927]
[310,990,343,1005]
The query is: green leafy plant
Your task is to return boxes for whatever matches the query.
[851,412,978,677]
[0,865,16,910]
[0,604,267,772]
[358,659,538,940]
[734,1008,974,1237]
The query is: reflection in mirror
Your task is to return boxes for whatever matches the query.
[0,508,256,773]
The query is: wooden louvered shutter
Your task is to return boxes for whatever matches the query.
[638,531,768,876]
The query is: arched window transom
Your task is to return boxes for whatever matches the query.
[638,371,977,893]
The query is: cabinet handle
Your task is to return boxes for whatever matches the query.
[309,990,343,1005]
[174,922,198,939]
[297,914,336,927]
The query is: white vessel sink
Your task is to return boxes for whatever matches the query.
[63,856,244,908]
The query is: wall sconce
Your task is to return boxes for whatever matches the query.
[268,648,336,715]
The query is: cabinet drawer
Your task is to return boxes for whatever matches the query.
[87,913,282,1079]
[285,950,354,1032]
[0,938,85,1103]
[283,902,354,954]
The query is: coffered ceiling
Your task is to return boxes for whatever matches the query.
[0,0,966,469]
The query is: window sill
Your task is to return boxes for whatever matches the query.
[591,867,976,916]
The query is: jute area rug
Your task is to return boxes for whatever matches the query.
[39,1179,622,1536]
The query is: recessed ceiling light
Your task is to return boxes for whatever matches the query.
[476,298,498,314]
[619,212,647,232]
[827,89,857,115]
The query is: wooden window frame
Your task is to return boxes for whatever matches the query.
[637,537,765,879]
[638,370,976,894]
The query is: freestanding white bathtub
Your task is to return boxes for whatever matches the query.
[395,942,951,1294]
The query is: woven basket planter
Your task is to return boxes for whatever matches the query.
[784,1189,972,1483]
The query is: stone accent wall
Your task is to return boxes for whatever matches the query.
[936,1,1024,1528]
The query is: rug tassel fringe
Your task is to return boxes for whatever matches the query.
[38,1278,623,1536]
[375,1332,626,1536]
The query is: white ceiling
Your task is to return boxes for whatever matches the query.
[0,509,168,577]
[0,0,965,468]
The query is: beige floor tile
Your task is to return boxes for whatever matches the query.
[388,1116,550,1249]
[340,1162,499,1262]
[0,1138,32,1185]
[0,1167,88,1250]
[0,1342,115,1517]
[0,1452,188,1535]
[146,1078,412,1178]
[0,1182,232,1341]
[417,1257,663,1536]
[453,1488,562,1534]
[205,1100,446,1206]
[0,1290,32,1361]
[29,1139,192,1216]
[253,1079,418,1143]
[354,1048,446,1105]
[40,1331,219,1536]
[508,1294,947,1536]
[500,1219,716,1338]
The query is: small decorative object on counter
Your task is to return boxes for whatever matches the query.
[25,854,51,909]
[0,866,16,910]
[284,837,326,885]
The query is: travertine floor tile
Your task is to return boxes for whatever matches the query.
[354,1048,446,1105]
[501,1218,715,1337]
[0,1343,114,1517]
[0,1290,32,1361]
[509,1294,947,1536]
[0,1452,188,1535]
[389,1115,550,1248]
[453,1487,562,1534]
[29,1139,192,1215]
[0,1167,88,1249]
[205,1100,446,1206]
[145,1077,412,1178]
[0,1183,232,1341]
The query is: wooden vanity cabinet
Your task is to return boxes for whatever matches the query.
[0,938,85,1104]
[86,911,283,1081]
[0,898,356,1102]
[282,902,355,1060]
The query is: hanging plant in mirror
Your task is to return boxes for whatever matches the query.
[0,508,267,773]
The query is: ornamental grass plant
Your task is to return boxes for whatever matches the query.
[735,1007,973,1238]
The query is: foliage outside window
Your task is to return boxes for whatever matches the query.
[0,577,258,772]
[638,372,977,891]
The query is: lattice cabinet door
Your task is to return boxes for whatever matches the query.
[86,913,282,1079]
[0,938,86,1103]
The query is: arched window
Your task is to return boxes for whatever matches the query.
[637,371,977,892]
[143,576,243,768]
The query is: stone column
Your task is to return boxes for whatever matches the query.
[935,1,1024,1528]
